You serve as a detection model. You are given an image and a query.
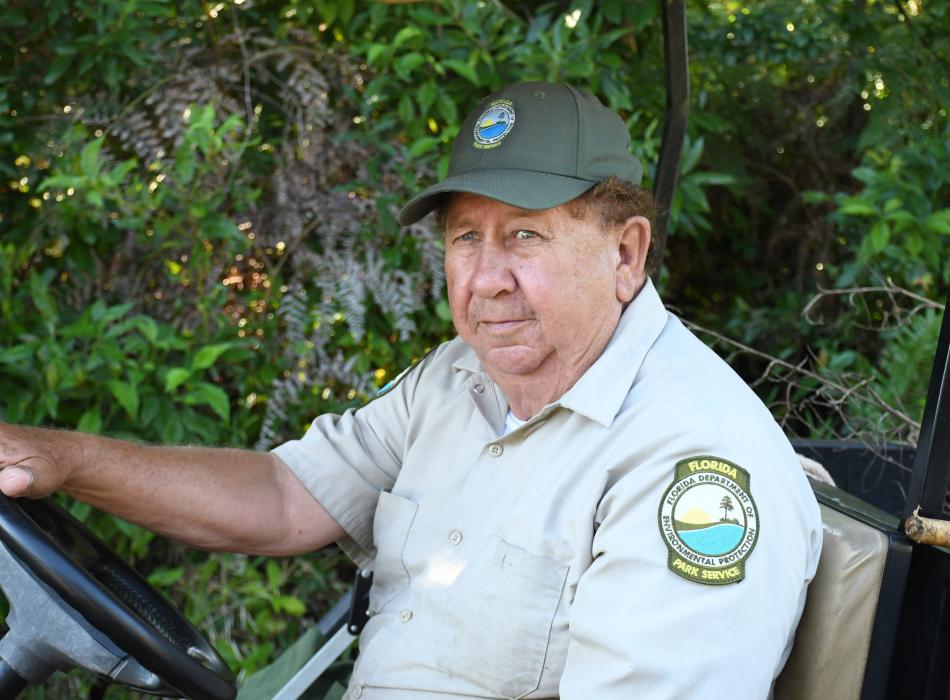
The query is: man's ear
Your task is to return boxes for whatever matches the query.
[615,215,652,303]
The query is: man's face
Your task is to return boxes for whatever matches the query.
[443,193,648,390]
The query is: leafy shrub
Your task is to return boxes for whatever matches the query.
[2,0,948,697]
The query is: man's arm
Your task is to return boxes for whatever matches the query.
[0,423,344,556]
[559,450,821,699]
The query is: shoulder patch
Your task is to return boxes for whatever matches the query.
[657,456,759,585]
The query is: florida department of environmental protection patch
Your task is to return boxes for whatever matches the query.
[658,456,759,585]
[473,99,515,149]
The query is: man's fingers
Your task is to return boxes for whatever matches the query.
[0,466,35,498]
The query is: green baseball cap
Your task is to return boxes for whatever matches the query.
[397,81,643,226]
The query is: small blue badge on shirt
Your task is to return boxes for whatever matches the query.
[658,456,759,585]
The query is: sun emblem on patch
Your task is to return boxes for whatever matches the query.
[658,456,759,585]
[473,99,515,149]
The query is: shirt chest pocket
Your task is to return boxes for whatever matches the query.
[367,491,418,615]
[436,535,570,699]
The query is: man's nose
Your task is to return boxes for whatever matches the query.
[469,244,517,298]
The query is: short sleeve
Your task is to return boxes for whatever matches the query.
[271,358,426,569]
[559,445,822,698]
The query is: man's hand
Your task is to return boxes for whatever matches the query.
[0,422,342,556]
[0,423,79,499]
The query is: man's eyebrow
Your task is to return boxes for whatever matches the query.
[447,209,542,231]
[445,216,476,232]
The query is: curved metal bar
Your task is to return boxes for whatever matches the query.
[903,287,950,520]
[652,0,690,276]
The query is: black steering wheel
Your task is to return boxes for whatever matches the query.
[0,494,236,699]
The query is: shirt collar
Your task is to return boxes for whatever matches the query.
[451,279,669,427]
[558,279,668,427]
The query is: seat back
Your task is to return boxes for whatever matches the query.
[774,502,890,700]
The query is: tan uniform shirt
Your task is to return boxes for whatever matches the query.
[274,280,822,699]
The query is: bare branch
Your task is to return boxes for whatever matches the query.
[682,317,922,436]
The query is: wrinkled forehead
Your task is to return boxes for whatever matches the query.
[442,192,567,230]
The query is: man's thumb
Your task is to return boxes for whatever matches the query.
[0,466,35,498]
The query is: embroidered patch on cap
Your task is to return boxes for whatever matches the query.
[658,456,759,585]
[473,99,515,149]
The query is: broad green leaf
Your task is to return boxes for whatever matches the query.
[338,0,355,23]
[164,367,192,392]
[275,595,306,616]
[443,59,479,86]
[183,383,230,421]
[416,81,437,114]
[37,174,83,192]
[45,363,59,390]
[106,158,138,186]
[202,215,242,242]
[393,26,423,48]
[366,43,389,66]
[99,303,134,324]
[80,138,104,180]
[883,197,903,213]
[394,52,426,80]
[266,560,283,589]
[868,219,891,252]
[801,190,830,204]
[69,500,91,522]
[838,198,877,217]
[191,343,233,370]
[680,137,704,175]
[316,0,337,24]
[28,270,57,322]
[398,94,415,125]
[160,414,185,444]
[106,380,139,419]
[132,315,159,344]
[436,93,458,125]
[408,137,441,158]
[174,147,196,184]
[77,408,103,434]
[907,233,924,256]
[925,210,950,235]
[147,567,185,587]
[44,55,72,85]
[886,210,917,231]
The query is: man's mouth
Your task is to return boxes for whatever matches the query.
[478,319,531,333]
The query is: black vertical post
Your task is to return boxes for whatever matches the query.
[902,289,950,519]
[651,0,690,277]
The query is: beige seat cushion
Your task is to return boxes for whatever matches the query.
[774,503,889,700]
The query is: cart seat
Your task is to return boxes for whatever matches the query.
[774,483,911,700]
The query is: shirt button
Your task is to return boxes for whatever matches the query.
[352,685,364,698]
[449,529,463,545]
[399,609,413,623]
[488,443,503,458]
[474,383,485,394]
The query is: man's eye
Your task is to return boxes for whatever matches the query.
[513,229,539,240]
[454,231,477,243]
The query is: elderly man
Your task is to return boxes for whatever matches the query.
[0,82,821,698]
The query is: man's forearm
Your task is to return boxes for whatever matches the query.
[0,425,343,555]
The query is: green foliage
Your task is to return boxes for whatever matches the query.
[2,0,949,696]
[869,308,943,433]
[824,135,950,290]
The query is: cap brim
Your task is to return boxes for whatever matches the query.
[397,169,597,226]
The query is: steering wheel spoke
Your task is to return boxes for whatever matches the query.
[0,495,236,699]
